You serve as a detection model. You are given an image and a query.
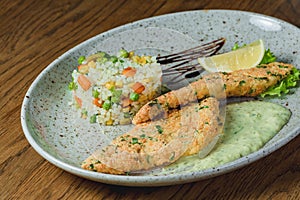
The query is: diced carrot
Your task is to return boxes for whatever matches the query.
[122,98,132,107]
[74,95,82,107]
[131,82,145,94]
[93,98,102,107]
[78,64,89,74]
[122,67,136,77]
[78,74,91,91]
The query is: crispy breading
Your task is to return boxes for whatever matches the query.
[132,62,295,124]
[81,97,222,174]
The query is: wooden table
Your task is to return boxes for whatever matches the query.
[1,0,299,199]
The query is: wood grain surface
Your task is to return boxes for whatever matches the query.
[1,0,299,199]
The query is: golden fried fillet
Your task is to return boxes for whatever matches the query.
[81,97,222,174]
[132,62,295,124]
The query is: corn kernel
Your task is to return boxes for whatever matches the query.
[106,118,114,125]
[144,56,151,63]
[129,51,135,58]
[143,78,153,83]
[115,80,123,88]
[105,81,115,89]
[132,55,140,63]
[139,94,147,102]
[139,57,147,65]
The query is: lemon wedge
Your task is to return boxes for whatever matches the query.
[198,39,265,72]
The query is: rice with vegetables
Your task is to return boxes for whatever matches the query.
[68,49,162,125]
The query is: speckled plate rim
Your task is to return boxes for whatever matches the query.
[21,9,300,187]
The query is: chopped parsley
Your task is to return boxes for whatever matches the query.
[139,134,146,139]
[131,137,139,145]
[199,105,209,110]
[89,163,94,169]
[169,152,175,161]
[248,88,254,95]
[239,80,246,86]
[254,77,269,81]
[155,125,163,134]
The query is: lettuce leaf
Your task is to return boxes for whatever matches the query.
[261,67,300,97]
[260,49,277,64]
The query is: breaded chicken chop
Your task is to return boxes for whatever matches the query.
[81,97,222,174]
[133,62,295,124]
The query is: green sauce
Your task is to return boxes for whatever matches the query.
[150,101,291,175]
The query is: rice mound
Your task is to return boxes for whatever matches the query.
[69,50,162,125]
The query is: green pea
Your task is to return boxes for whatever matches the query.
[119,49,129,58]
[130,92,139,101]
[78,56,86,64]
[90,114,97,123]
[110,56,118,63]
[102,100,111,110]
[92,89,99,98]
[68,82,77,90]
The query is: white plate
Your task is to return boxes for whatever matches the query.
[21,10,300,186]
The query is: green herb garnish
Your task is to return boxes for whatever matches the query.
[169,152,175,161]
[131,137,139,145]
[199,105,209,110]
[239,80,246,86]
[260,49,277,64]
[261,67,300,97]
[68,81,77,90]
[78,56,86,64]
[155,125,163,134]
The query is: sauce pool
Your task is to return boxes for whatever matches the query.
[149,101,291,175]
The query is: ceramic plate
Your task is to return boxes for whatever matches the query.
[21,10,300,186]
